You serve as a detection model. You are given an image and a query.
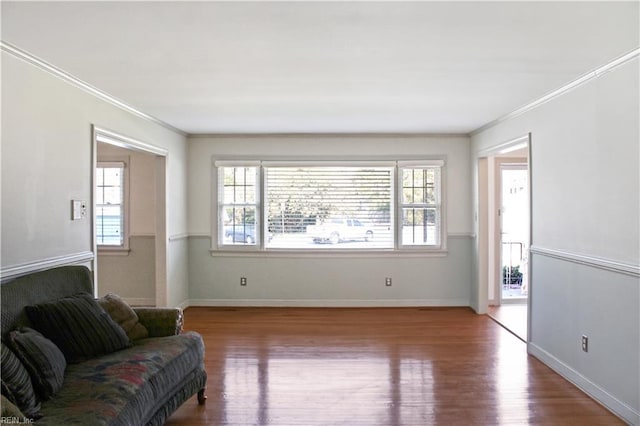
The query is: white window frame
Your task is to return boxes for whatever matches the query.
[215,161,261,250]
[96,158,130,252]
[397,160,445,250]
[212,158,446,255]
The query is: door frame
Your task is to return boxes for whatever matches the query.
[92,126,169,306]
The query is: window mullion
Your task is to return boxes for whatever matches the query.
[259,165,265,249]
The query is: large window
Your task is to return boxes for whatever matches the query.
[216,160,444,251]
[96,162,126,247]
[266,165,393,249]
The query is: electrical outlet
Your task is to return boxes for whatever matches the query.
[71,200,87,220]
[385,277,392,286]
[581,335,589,352]
[240,277,247,286]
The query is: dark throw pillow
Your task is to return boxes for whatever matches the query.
[0,343,41,419]
[25,293,131,363]
[7,328,66,401]
[98,293,149,341]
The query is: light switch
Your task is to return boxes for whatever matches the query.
[72,200,87,220]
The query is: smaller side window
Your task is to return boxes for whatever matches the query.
[218,166,259,247]
[399,166,442,248]
[96,162,126,247]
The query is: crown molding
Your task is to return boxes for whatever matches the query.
[188,132,470,139]
[471,48,640,136]
[1,40,187,137]
[5,39,637,140]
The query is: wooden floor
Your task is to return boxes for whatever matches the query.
[166,307,622,426]
[488,305,528,342]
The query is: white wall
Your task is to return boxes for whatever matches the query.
[472,58,639,424]
[1,51,189,307]
[187,135,474,306]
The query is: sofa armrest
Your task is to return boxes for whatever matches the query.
[134,308,184,337]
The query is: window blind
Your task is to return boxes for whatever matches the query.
[264,166,394,249]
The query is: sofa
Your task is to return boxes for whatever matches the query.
[1,265,207,425]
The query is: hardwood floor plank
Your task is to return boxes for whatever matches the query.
[166,307,623,425]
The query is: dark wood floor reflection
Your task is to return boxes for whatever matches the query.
[166,307,621,425]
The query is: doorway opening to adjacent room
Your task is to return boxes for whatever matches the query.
[477,134,530,342]
[92,126,169,307]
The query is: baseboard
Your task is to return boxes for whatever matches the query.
[181,298,470,308]
[528,342,639,425]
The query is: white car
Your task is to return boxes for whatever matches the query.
[308,218,374,244]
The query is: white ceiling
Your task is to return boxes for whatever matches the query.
[2,1,638,135]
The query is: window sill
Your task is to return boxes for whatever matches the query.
[209,248,448,258]
[97,247,131,256]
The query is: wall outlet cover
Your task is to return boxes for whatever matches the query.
[72,200,87,220]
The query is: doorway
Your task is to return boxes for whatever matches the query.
[477,135,530,342]
[92,126,169,307]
